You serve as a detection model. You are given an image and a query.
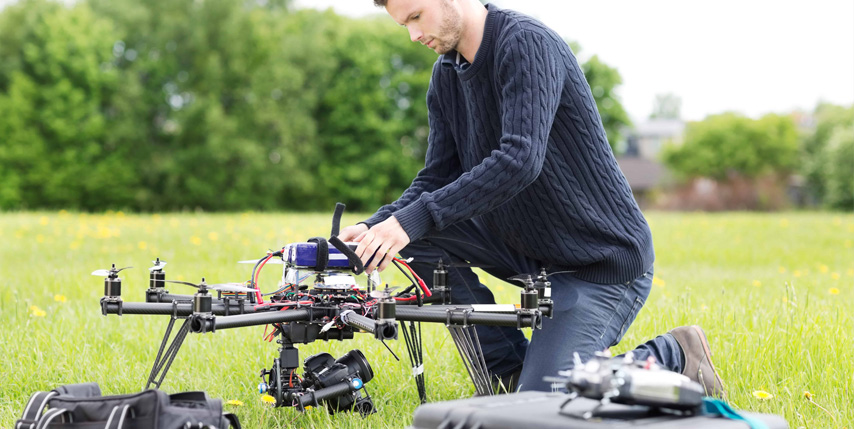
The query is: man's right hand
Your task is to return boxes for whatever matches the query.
[338,223,369,242]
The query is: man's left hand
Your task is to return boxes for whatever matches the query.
[353,215,411,273]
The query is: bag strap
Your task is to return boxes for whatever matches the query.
[224,413,242,429]
[16,391,58,429]
[703,398,770,429]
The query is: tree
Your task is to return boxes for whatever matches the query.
[650,93,681,120]
[0,0,133,210]
[661,112,799,181]
[800,103,854,206]
[580,54,631,150]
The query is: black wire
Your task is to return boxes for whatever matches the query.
[392,260,423,306]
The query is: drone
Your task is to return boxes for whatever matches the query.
[94,204,555,416]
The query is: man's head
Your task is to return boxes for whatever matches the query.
[379,0,464,55]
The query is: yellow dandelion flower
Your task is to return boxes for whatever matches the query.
[138,241,148,250]
[58,210,69,216]
[260,395,276,404]
[779,219,789,227]
[116,211,125,217]
[782,296,788,303]
[831,272,840,280]
[29,305,46,317]
[208,232,219,241]
[753,280,761,287]
[190,236,202,246]
[829,288,840,295]
[36,234,45,243]
[226,400,244,407]
[752,390,773,400]
[778,266,786,274]
[819,265,829,273]
[653,277,666,287]
[39,216,49,225]
[793,270,802,278]
[849,224,854,233]
[54,294,67,303]
[69,241,81,250]
[804,391,812,399]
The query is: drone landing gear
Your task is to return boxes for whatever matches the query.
[401,321,427,404]
[447,317,493,396]
[145,314,192,390]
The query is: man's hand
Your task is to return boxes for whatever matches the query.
[353,216,411,273]
[338,223,369,242]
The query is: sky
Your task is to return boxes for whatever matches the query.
[293,0,854,122]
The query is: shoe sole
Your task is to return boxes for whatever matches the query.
[692,325,726,398]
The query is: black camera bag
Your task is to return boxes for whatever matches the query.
[15,383,241,429]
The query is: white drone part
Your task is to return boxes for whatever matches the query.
[284,268,301,285]
[368,270,381,287]
[149,260,167,271]
[321,274,358,287]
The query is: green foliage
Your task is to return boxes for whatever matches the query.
[823,125,854,210]
[0,1,631,211]
[661,112,799,181]
[580,54,631,148]
[800,103,854,207]
[312,15,435,211]
[0,0,131,210]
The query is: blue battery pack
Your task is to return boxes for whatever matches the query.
[284,242,360,269]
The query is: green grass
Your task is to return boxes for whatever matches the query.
[1,211,852,428]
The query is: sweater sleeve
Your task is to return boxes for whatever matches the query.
[393,31,564,242]
[362,67,462,228]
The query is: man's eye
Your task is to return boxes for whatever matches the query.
[413,14,420,20]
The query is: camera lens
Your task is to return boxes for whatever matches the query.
[336,349,373,383]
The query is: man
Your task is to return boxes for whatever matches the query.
[338,0,725,395]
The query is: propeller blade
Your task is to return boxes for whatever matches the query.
[91,269,110,277]
[149,261,167,271]
[370,286,399,299]
[163,279,201,288]
[115,266,133,273]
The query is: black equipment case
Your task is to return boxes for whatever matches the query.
[409,392,787,429]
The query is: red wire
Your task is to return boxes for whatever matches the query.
[253,253,277,304]
[393,258,432,297]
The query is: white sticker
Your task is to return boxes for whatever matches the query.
[412,365,424,377]
[471,304,516,313]
[544,287,552,298]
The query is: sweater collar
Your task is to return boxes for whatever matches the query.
[440,2,498,78]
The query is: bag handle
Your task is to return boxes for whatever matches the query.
[105,404,134,429]
[224,413,242,429]
[16,391,58,429]
[35,408,71,429]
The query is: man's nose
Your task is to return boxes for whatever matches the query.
[408,26,423,43]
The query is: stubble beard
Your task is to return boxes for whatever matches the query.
[432,0,463,55]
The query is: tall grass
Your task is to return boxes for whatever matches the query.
[1,211,851,428]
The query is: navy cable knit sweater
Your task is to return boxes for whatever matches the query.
[364,4,654,284]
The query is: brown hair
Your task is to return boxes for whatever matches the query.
[373,0,387,6]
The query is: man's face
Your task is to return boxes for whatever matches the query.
[386,0,463,55]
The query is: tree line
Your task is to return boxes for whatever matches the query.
[0,0,629,212]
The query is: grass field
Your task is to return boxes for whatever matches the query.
[1,211,852,428]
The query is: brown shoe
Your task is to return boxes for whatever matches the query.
[669,325,727,398]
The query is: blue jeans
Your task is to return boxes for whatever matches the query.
[399,217,684,391]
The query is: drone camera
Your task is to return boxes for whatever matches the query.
[298,349,375,415]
